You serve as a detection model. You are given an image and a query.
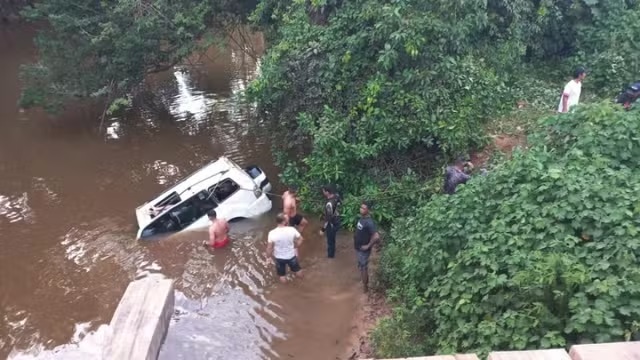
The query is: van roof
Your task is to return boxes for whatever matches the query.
[135,156,244,227]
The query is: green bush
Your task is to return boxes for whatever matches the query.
[573,5,640,96]
[249,0,640,229]
[376,103,640,357]
[248,0,529,225]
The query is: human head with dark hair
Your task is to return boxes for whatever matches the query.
[452,155,474,174]
[321,184,336,198]
[287,184,299,194]
[573,66,587,81]
[207,209,217,220]
[360,200,373,216]
[276,212,289,225]
[453,155,469,170]
[617,81,640,109]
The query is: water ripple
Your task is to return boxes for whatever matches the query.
[144,160,182,186]
[159,289,284,360]
[0,193,35,224]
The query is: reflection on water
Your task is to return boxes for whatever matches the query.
[161,289,284,360]
[0,193,34,224]
[1,24,361,360]
[145,160,183,186]
[60,219,143,273]
[105,120,121,140]
[170,69,216,124]
[8,324,110,360]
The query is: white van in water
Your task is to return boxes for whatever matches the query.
[135,156,273,240]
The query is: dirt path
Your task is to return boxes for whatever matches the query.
[470,133,527,169]
[340,248,391,360]
[339,131,529,360]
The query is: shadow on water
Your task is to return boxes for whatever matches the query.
[1,24,362,360]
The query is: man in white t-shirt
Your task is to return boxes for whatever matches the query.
[558,67,586,113]
[267,213,304,283]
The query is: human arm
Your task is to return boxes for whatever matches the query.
[360,232,379,251]
[360,220,380,251]
[561,82,571,113]
[321,201,333,232]
[266,241,274,259]
[294,234,304,249]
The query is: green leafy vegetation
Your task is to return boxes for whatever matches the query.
[247,0,640,357]
[248,0,640,229]
[375,103,640,357]
[19,0,257,112]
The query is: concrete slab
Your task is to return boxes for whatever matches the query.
[454,355,481,360]
[102,275,175,360]
[488,349,571,360]
[363,356,456,360]
[569,341,640,360]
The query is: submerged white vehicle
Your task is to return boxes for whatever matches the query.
[135,157,273,239]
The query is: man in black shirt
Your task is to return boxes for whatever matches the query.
[321,184,341,258]
[444,157,473,195]
[354,200,379,293]
[616,81,640,110]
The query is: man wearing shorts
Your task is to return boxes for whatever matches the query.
[267,213,304,283]
[283,185,307,232]
[204,209,230,249]
[354,201,379,293]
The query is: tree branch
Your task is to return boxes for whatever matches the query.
[145,59,180,74]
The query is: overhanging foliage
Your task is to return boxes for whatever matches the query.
[19,0,257,112]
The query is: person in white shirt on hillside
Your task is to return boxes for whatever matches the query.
[558,67,587,113]
[267,213,304,283]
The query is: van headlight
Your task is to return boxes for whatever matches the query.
[253,185,262,198]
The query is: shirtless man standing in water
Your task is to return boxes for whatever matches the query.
[283,185,307,233]
[203,209,230,249]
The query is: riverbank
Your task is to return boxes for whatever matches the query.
[338,106,539,359]
[343,289,390,360]
[340,241,390,360]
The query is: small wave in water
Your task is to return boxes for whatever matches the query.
[0,193,35,224]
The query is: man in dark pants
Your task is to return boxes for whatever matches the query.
[354,201,379,293]
[320,184,341,258]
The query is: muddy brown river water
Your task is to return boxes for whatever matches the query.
[0,24,362,360]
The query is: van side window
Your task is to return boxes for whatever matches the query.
[209,179,239,203]
[156,191,181,207]
[141,190,218,238]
